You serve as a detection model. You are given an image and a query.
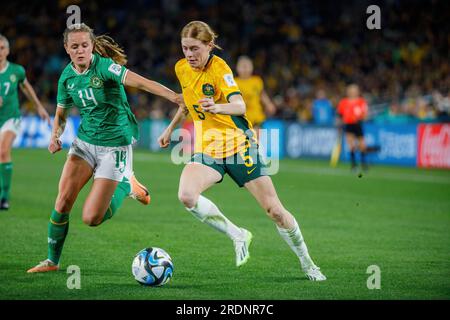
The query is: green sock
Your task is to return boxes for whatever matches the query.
[47,209,70,264]
[0,162,13,200]
[102,181,131,223]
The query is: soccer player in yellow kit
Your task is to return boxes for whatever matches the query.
[158,21,325,281]
[235,55,276,130]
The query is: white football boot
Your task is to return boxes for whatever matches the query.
[233,228,253,267]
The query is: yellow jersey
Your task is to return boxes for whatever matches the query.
[235,75,265,126]
[175,55,255,159]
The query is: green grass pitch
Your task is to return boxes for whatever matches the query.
[0,149,449,300]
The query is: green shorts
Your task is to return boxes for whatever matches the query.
[190,144,267,188]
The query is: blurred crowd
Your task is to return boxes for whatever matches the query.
[2,0,449,123]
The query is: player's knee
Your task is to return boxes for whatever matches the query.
[178,191,198,209]
[0,149,10,161]
[266,203,286,224]
[82,213,102,227]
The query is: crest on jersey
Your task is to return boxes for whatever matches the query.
[90,76,103,89]
[9,75,16,83]
[202,83,215,97]
[67,83,75,90]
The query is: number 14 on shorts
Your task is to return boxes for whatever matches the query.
[114,150,127,173]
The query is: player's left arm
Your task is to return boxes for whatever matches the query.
[124,71,183,105]
[261,90,276,116]
[158,105,188,148]
[19,79,51,125]
[199,94,246,116]
[199,63,246,115]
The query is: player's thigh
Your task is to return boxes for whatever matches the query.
[358,136,366,149]
[179,162,223,196]
[94,144,132,182]
[57,155,93,207]
[83,178,119,221]
[0,131,17,158]
[82,144,131,219]
[345,132,356,149]
[0,118,20,149]
[244,175,282,211]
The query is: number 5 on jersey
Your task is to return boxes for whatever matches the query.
[192,104,206,120]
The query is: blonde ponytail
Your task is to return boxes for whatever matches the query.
[93,35,127,65]
[63,23,127,65]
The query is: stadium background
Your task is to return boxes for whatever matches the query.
[0,0,449,300]
[2,0,450,167]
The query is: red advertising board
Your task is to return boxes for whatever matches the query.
[417,124,450,168]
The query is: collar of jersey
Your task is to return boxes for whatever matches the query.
[193,54,214,72]
[0,61,9,74]
[70,54,96,75]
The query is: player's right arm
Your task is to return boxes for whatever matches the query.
[19,79,51,125]
[49,106,70,154]
[124,71,183,105]
[158,104,188,148]
[50,75,73,154]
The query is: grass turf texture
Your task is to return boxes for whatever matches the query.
[0,149,449,300]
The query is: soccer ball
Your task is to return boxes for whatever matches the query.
[132,247,174,286]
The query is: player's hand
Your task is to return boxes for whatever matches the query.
[158,128,172,148]
[38,106,51,126]
[0,97,3,108]
[199,97,222,114]
[48,137,62,154]
[180,102,188,114]
[172,93,184,105]
[266,102,277,117]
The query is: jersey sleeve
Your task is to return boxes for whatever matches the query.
[174,61,182,84]
[56,76,74,108]
[17,65,27,84]
[216,63,241,102]
[97,56,129,84]
[257,76,264,91]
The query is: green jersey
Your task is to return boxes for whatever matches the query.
[57,53,139,147]
[0,61,26,126]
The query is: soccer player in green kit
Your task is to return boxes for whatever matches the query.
[27,24,182,273]
[0,34,50,210]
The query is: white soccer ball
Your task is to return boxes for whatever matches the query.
[132,247,174,286]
